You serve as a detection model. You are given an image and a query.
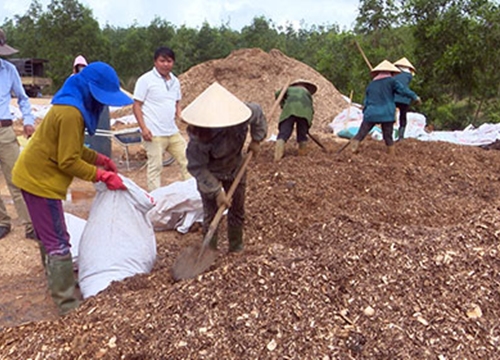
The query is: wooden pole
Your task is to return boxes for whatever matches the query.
[355,40,373,71]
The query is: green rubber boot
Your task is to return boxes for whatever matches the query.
[398,127,406,141]
[350,140,360,154]
[228,226,244,253]
[208,234,218,250]
[274,139,285,162]
[38,241,48,275]
[298,142,308,156]
[46,254,80,315]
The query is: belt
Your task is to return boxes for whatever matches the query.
[0,120,13,127]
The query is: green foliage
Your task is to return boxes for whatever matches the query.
[3,0,500,130]
[432,101,475,130]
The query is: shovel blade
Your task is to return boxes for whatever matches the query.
[172,244,218,281]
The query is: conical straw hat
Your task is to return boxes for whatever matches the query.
[181,82,251,128]
[290,79,318,95]
[393,57,416,72]
[371,60,401,74]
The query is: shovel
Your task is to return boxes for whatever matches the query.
[172,152,253,281]
[307,131,329,153]
[172,79,291,281]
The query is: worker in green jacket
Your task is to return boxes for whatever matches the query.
[274,79,317,161]
[350,60,421,156]
[12,62,132,315]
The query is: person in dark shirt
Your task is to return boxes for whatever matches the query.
[350,60,420,156]
[183,83,267,253]
[393,57,418,141]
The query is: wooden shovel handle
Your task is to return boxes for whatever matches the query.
[201,78,291,247]
[202,152,253,246]
[269,77,292,121]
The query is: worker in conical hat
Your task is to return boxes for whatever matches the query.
[350,60,421,156]
[274,78,317,161]
[182,82,267,253]
[393,57,418,141]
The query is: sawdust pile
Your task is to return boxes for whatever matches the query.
[112,48,347,132]
[1,138,500,358]
[179,48,346,131]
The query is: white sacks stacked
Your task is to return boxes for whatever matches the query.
[78,176,157,299]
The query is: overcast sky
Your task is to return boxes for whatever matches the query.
[2,0,359,31]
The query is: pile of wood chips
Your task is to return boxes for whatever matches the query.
[1,138,500,358]
[112,48,348,133]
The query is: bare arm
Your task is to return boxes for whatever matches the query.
[133,100,153,141]
[175,101,182,120]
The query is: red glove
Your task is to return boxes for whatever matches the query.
[95,169,127,190]
[95,153,118,173]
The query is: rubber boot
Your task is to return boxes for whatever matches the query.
[228,226,244,253]
[38,241,48,275]
[350,140,360,154]
[398,127,406,141]
[46,253,80,315]
[274,139,285,162]
[297,142,308,156]
[208,234,218,250]
[387,145,395,157]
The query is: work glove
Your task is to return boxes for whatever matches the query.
[95,169,127,190]
[95,153,118,173]
[216,188,231,208]
[247,140,261,157]
[414,97,422,106]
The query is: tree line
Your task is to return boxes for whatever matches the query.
[3,0,500,130]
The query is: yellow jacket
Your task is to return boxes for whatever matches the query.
[13,105,98,199]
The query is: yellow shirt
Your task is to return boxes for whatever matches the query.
[13,105,98,199]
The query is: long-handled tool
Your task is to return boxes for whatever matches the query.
[336,140,352,154]
[172,152,253,281]
[307,131,329,153]
[172,79,291,281]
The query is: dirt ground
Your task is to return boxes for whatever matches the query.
[2,48,500,358]
[1,134,500,359]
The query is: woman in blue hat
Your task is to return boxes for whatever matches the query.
[12,62,133,315]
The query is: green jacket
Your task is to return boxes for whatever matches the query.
[186,102,267,197]
[13,105,98,199]
[276,86,314,126]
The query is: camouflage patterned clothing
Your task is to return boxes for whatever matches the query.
[276,86,314,126]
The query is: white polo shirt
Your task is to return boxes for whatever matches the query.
[133,67,181,136]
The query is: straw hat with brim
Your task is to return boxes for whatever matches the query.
[290,79,318,95]
[80,62,133,107]
[393,57,416,72]
[0,29,19,56]
[182,82,251,128]
[371,60,401,74]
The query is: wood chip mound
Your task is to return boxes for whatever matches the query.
[113,48,348,132]
[1,139,500,358]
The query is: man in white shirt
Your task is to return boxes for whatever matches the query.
[133,46,190,191]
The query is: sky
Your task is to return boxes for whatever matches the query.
[1,0,360,31]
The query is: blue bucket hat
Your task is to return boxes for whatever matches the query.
[80,62,133,107]
[52,61,132,135]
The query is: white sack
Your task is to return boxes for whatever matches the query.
[78,176,157,299]
[148,177,203,234]
[329,107,428,141]
[65,213,87,266]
